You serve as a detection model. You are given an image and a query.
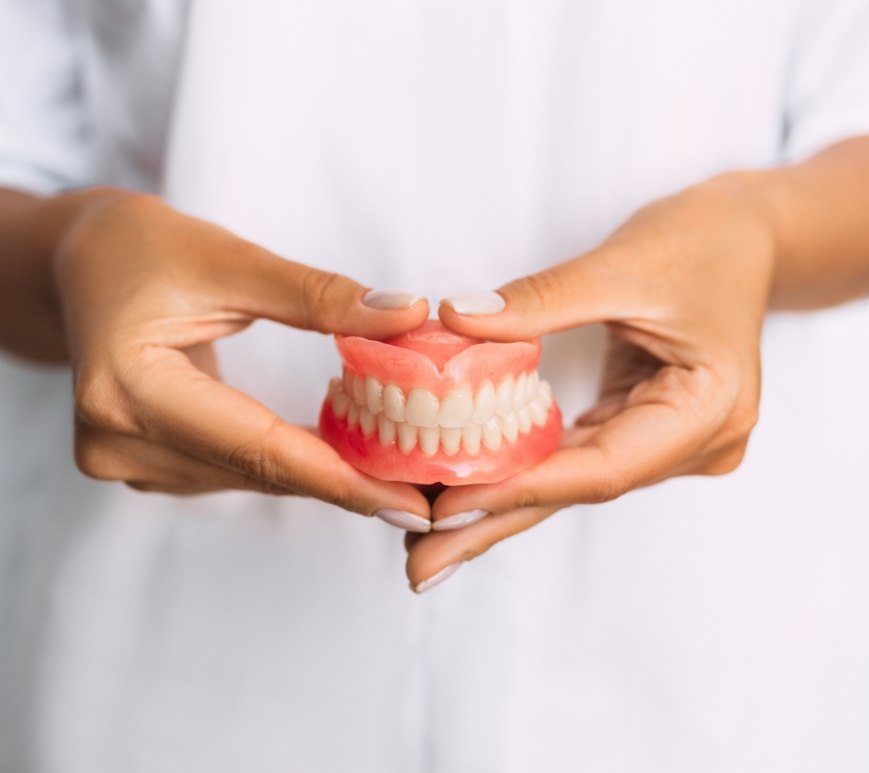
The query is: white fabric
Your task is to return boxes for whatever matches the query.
[2,1,869,771]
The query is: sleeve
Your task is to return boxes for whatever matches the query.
[0,0,92,194]
[781,0,869,163]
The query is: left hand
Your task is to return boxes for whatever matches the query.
[405,174,778,592]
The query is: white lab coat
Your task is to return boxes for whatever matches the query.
[2,1,869,771]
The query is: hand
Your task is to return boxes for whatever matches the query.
[54,188,431,519]
[405,174,776,591]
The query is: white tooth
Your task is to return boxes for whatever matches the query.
[518,406,532,434]
[328,378,342,398]
[495,376,514,417]
[529,396,548,426]
[483,416,503,450]
[352,375,367,406]
[473,380,496,423]
[513,372,528,409]
[347,402,360,429]
[343,368,355,397]
[527,370,539,396]
[406,388,439,428]
[383,384,406,423]
[359,407,376,436]
[539,380,553,408]
[378,415,396,445]
[418,426,439,456]
[439,387,474,428]
[397,422,417,455]
[441,427,462,456]
[462,423,482,455]
[503,411,519,443]
[365,376,384,414]
[332,391,351,418]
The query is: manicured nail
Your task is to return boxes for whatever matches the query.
[374,508,431,533]
[363,289,424,310]
[412,562,463,594]
[442,291,505,316]
[432,509,488,531]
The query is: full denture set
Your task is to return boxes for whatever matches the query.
[319,321,562,485]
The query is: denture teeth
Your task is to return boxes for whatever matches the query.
[406,388,439,428]
[518,406,532,434]
[461,422,482,454]
[352,375,367,407]
[441,427,462,456]
[483,415,503,451]
[332,391,351,418]
[359,407,376,436]
[342,368,354,398]
[378,414,396,446]
[383,384,406,423]
[346,402,360,429]
[418,426,439,456]
[397,422,417,454]
[473,380,496,423]
[495,377,514,417]
[502,412,519,443]
[365,376,384,414]
[527,370,539,396]
[513,372,528,409]
[439,387,474,428]
[539,380,553,409]
[529,395,548,426]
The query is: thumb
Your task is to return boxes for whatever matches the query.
[438,254,629,341]
[221,248,429,339]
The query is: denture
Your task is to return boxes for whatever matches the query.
[319,321,562,485]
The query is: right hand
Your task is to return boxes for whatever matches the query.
[53,188,431,518]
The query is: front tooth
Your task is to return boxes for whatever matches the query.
[378,415,396,445]
[513,372,528,409]
[347,402,360,429]
[441,427,462,456]
[439,387,474,428]
[365,376,383,414]
[495,377,514,417]
[483,416,503,450]
[529,395,548,426]
[359,407,376,436]
[539,380,553,408]
[406,388,439,428]
[462,423,482,455]
[343,368,355,398]
[518,406,532,434]
[397,422,417,454]
[418,426,439,456]
[473,380,496,423]
[352,375,367,406]
[332,391,351,418]
[502,411,519,443]
[383,384,406,422]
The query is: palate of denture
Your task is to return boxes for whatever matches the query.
[318,320,562,485]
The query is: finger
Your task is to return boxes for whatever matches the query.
[75,424,298,496]
[431,365,727,519]
[438,251,632,341]
[212,242,429,339]
[406,505,559,591]
[125,347,431,518]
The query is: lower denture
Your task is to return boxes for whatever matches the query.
[319,321,562,485]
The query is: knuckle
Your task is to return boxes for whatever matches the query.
[301,269,349,332]
[73,364,130,432]
[224,418,286,485]
[508,270,562,312]
[704,443,748,476]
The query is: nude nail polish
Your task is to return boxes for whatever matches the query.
[442,291,506,316]
[412,562,463,594]
[363,289,424,310]
[432,509,489,531]
[374,508,431,533]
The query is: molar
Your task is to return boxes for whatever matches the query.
[352,375,366,406]
[439,387,474,428]
[406,388,439,428]
[518,406,532,434]
[539,381,553,409]
[332,390,351,418]
[529,395,548,426]
[347,402,360,429]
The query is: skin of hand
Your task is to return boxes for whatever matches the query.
[404,136,869,591]
[2,187,432,518]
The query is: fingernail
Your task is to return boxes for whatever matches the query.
[432,509,489,531]
[412,562,463,594]
[374,508,431,533]
[363,289,424,310]
[442,291,505,316]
